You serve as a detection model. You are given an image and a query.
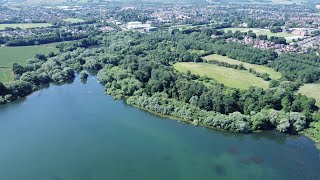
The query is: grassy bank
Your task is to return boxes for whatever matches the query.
[298,84,320,106]
[203,54,282,80]
[173,62,269,89]
[303,121,320,150]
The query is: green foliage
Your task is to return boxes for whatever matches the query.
[0,82,8,96]
[5,80,33,99]
[80,71,89,80]
[270,53,320,83]
[3,30,319,137]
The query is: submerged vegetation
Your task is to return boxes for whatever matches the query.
[0,30,319,146]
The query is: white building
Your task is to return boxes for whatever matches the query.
[127,22,151,29]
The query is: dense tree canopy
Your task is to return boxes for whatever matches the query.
[1,30,319,136]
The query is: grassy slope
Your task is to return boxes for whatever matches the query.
[0,45,58,82]
[223,28,300,38]
[174,62,269,89]
[203,54,282,80]
[298,84,320,106]
[0,23,51,30]
[298,84,320,149]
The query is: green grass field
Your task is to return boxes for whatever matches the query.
[0,45,58,82]
[62,18,85,23]
[298,84,320,106]
[223,28,301,39]
[0,23,51,30]
[203,54,282,80]
[189,50,206,55]
[271,0,306,4]
[174,62,269,90]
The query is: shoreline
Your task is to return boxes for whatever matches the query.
[127,100,320,150]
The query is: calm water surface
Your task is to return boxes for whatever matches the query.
[0,76,319,180]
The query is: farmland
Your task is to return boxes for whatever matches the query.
[0,23,52,30]
[0,44,58,82]
[298,84,320,106]
[173,62,269,89]
[203,54,282,80]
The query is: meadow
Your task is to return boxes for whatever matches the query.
[222,28,301,40]
[203,54,282,80]
[173,62,269,89]
[298,84,320,106]
[188,49,206,55]
[62,18,85,23]
[0,23,51,30]
[0,44,58,82]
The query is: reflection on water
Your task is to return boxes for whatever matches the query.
[0,76,319,180]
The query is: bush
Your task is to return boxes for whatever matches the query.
[80,71,89,80]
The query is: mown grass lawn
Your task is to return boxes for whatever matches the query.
[298,84,320,106]
[0,23,51,30]
[0,45,58,82]
[62,18,85,23]
[203,54,282,80]
[174,62,269,90]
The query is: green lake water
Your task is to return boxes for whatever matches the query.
[0,76,319,180]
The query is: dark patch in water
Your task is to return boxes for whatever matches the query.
[182,147,189,153]
[249,156,264,164]
[227,146,240,155]
[239,158,251,165]
[190,161,199,167]
[295,160,305,167]
[214,164,226,176]
[126,167,137,175]
[52,176,64,180]
[163,155,172,161]
[239,155,264,165]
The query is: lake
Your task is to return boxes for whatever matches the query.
[0,76,319,180]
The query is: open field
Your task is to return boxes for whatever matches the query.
[203,54,282,80]
[271,0,306,4]
[0,23,51,30]
[222,28,302,40]
[62,18,85,23]
[174,62,269,89]
[0,44,58,82]
[298,84,320,106]
[188,50,206,55]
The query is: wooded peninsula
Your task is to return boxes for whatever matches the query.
[0,29,319,148]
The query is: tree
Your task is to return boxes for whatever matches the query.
[5,80,33,97]
[12,63,25,75]
[277,118,290,133]
[80,71,89,80]
[35,54,47,61]
[0,82,8,96]
[269,26,282,33]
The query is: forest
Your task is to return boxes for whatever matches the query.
[0,29,319,138]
